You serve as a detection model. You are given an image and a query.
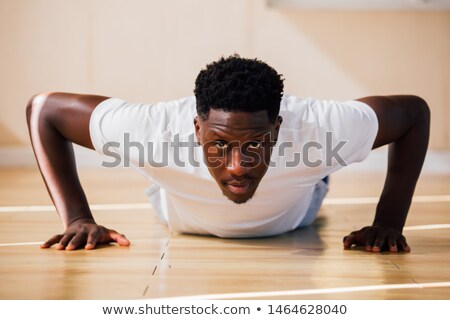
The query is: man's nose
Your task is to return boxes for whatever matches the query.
[226,147,252,176]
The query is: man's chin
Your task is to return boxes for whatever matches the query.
[224,191,255,204]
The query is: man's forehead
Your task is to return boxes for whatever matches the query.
[203,109,272,130]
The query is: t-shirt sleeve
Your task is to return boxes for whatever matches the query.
[89,98,169,160]
[89,97,196,169]
[311,99,379,167]
[90,98,123,154]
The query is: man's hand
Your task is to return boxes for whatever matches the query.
[343,225,410,253]
[41,218,130,250]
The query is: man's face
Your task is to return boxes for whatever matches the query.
[194,109,282,204]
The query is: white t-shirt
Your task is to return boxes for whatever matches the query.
[89,94,378,238]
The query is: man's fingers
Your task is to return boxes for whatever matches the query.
[372,234,386,253]
[43,226,130,251]
[41,234,64,249]
[365,230,377,252]
[85,229,101,250]
[397,235,411,252]
[66,232,88,251]
[388,236,398,252]
[56,234,75,250]
[344,226,408,254]
[109,231,131,247]
[343,234,355,249]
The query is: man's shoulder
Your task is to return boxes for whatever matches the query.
[281,93,305,107]
[279,94,315,129]
[162,96,196,108]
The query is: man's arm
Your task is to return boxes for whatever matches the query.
[343,95,430,253]
[26,92,130,250]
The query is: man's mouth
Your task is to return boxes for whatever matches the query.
[225,180,253,195]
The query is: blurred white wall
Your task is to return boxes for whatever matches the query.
[0,0,449,150]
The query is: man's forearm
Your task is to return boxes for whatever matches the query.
[26,94,95,228]
[373,98,430,231]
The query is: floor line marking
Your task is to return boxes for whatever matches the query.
[156,281,450,300]
[0,238,157,247]
[1,194,449,213]
[0,242,43,247]
[1,223,449,247]
[0,203,152,213]
[324,195,450,205]
[0,195,450,213]
[404,224,450,231]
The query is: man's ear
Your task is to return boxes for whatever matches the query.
[273,115,283,139]
[266,116,283,147]
[275,116,283,130]
[194,116,202,145]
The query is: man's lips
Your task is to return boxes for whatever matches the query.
[224,180,253,195]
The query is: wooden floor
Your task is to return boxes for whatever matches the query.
[0,167,449,300]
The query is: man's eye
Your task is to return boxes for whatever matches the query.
[247,141,262,149]
[214,140,228,149]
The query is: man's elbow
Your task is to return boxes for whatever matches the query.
[410,95,430,125]
[26,92,54,125]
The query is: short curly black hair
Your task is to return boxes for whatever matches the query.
[194,54,284,123]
